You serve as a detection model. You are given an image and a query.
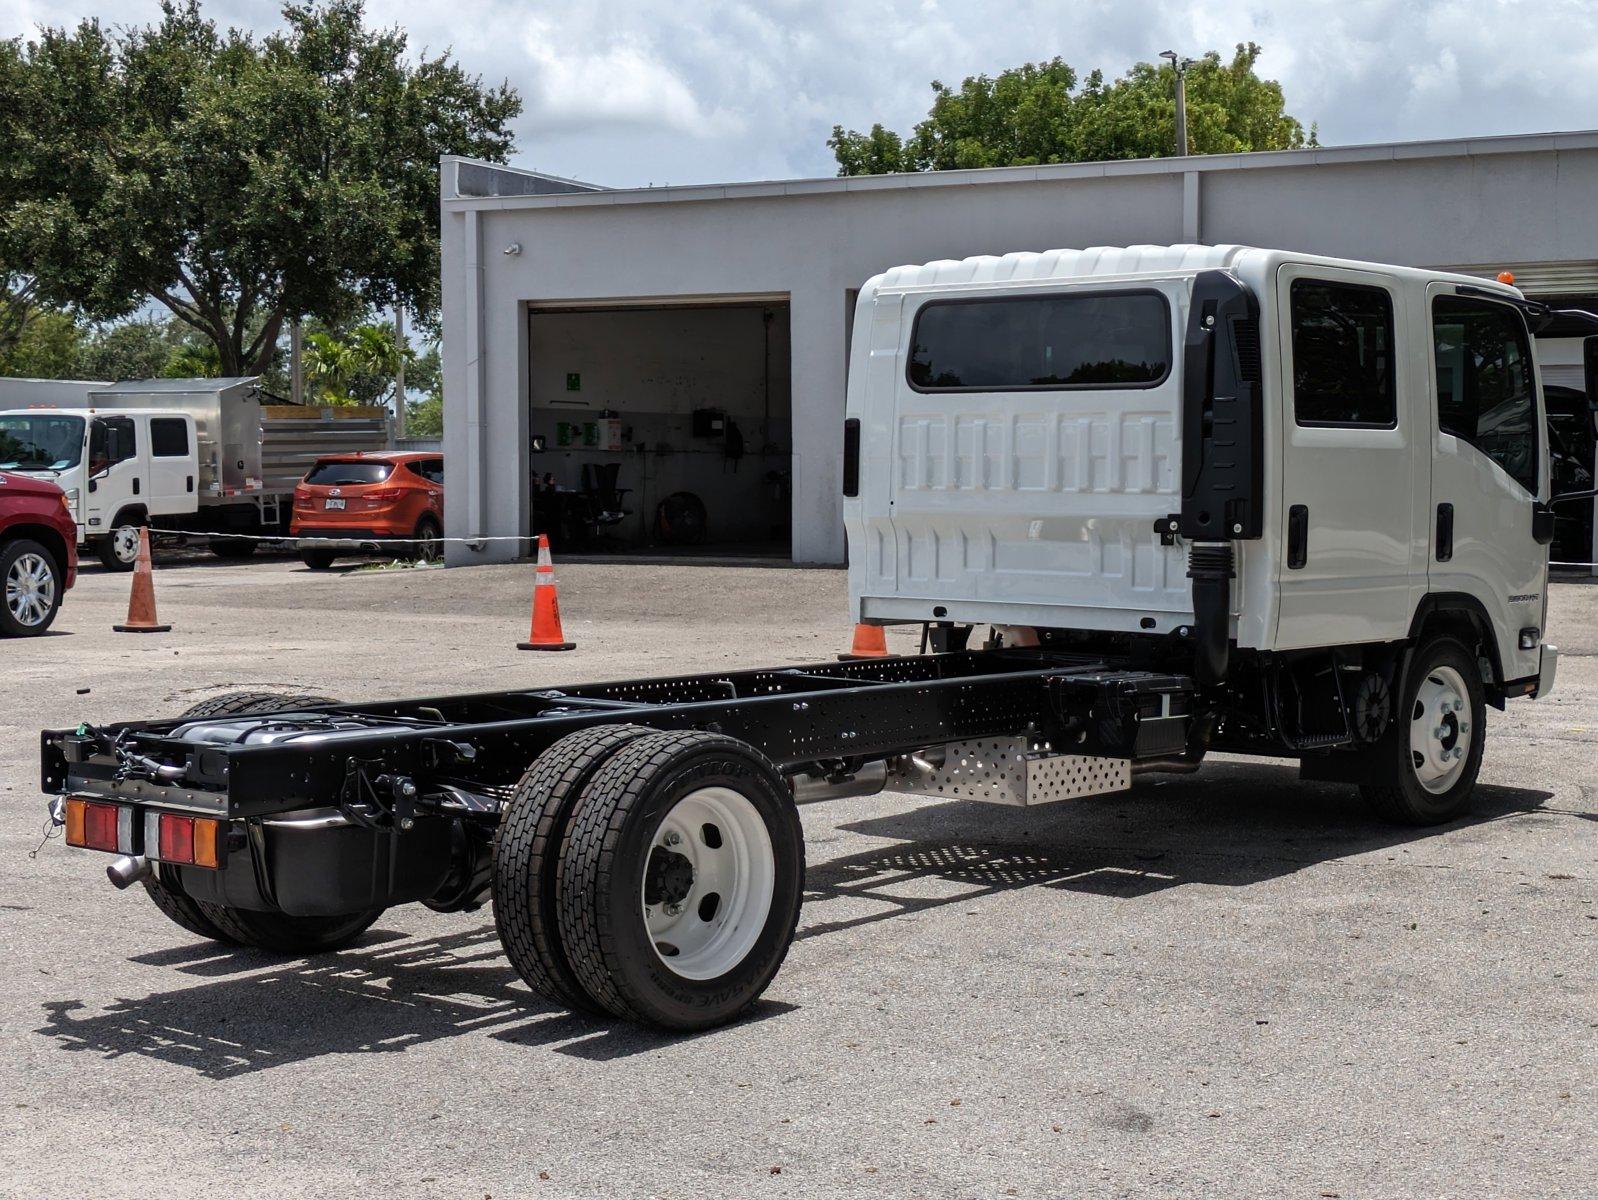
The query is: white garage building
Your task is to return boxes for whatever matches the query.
[439,129,1598,566]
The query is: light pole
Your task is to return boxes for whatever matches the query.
[1160,50,1194,156]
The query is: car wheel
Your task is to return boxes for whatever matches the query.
[556,730,805,1030]
[299,549,337,570]
[0,538,63,637]
[1359,636,1486,825]
[412,516,442,563]
[97,521,142,572]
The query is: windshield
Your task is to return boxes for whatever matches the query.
[0,414,86,471]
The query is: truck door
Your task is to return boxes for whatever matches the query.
[1424,286,1547,683]
[84,415,142,531]
[148,415,199,516]
[1275,264,1423,648]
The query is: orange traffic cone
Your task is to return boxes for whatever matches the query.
[518,534,575,651]
[848,622,889,658]
[113,527,171,634]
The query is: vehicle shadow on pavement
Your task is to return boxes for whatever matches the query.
[798,763,1553,943]
[35,764,1550,1079]
[36,924,793,1078]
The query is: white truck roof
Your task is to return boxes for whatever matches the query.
[861,242,1524,301]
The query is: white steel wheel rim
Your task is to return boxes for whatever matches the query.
[642,786,775,981]
[1410,664,1472,794]
[112,526,140,563]
[6,552,55,627]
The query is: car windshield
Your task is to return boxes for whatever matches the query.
[304,460,394,486]
[0,414,85,471]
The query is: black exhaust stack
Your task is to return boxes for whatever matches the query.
[1179,271,1262,685]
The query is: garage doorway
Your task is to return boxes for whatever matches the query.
[527,299,792,558]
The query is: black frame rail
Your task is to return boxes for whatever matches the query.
[43,650,1190,820]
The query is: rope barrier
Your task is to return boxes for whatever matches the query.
[142,527,1598,569]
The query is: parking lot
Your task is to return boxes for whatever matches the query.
[1,556,1592,1199]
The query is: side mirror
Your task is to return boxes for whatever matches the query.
[1532,501,1556,546]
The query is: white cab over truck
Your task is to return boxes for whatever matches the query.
[845,243,1579,822]
[40,244,1598,1033]
[0,377,387,569]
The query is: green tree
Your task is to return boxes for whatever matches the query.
[0,0,520,376]
[0,310,83,377]
[301,320,408,405]
[404,341,442,436]
[829,44,1311,175]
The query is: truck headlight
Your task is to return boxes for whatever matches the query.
[63,487,79,507]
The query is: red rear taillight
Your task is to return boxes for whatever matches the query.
[156,813,220,868]
[364,487,403,502]
[65,798,120,852]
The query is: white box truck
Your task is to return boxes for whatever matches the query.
[0,377,387,568]
[40,245,1595,1031]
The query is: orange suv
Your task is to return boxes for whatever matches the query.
[291,452,443,569]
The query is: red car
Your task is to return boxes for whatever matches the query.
[0,470,77,636]
[291,451,444,569]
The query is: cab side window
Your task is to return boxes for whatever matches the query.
[88,416,137,474]
[150,418,189,457]
[1289,279,1397,427]
[1431,297,1539,494]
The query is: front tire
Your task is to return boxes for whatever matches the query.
[1360,636,1486,825]
[96,521,142,572]
[556,731,804,1030]
[0,538,63,636]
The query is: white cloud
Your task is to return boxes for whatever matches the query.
[5,0,1598,186]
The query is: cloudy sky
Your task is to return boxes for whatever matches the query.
[5,0,1598,187]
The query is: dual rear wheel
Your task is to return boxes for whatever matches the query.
[492,726,804,1030]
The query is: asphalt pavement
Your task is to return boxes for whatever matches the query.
[1,554,1592,1198]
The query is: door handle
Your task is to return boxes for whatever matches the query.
[186,476,194,493]
[1435,502,1454,562]
[1287,504,1308,569]
[132,477,140,496]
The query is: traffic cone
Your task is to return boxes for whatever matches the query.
[847,623,889,658]
[518,534,575,651]
[112,527,171,634]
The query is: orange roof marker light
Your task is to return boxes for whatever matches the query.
[1497,271,1516,285]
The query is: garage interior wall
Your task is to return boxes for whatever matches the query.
[527,303,792,550]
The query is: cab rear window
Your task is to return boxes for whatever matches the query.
[304,461,394,486]
[908,290,1171,391]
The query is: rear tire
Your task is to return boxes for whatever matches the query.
[210,537,258,559]
[299,549,338,570]
[412,516,442,563]
[1359,636,1485,825]
[492,724,656,1012]
[192,903,383,954]
[141,863,238,943]
[140,691,357,948]
[555,731,804,1030]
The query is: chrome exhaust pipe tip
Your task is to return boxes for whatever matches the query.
[106,854,153,890]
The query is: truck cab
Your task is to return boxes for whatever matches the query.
[0,407,199,569]
[845,244,1567,821]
